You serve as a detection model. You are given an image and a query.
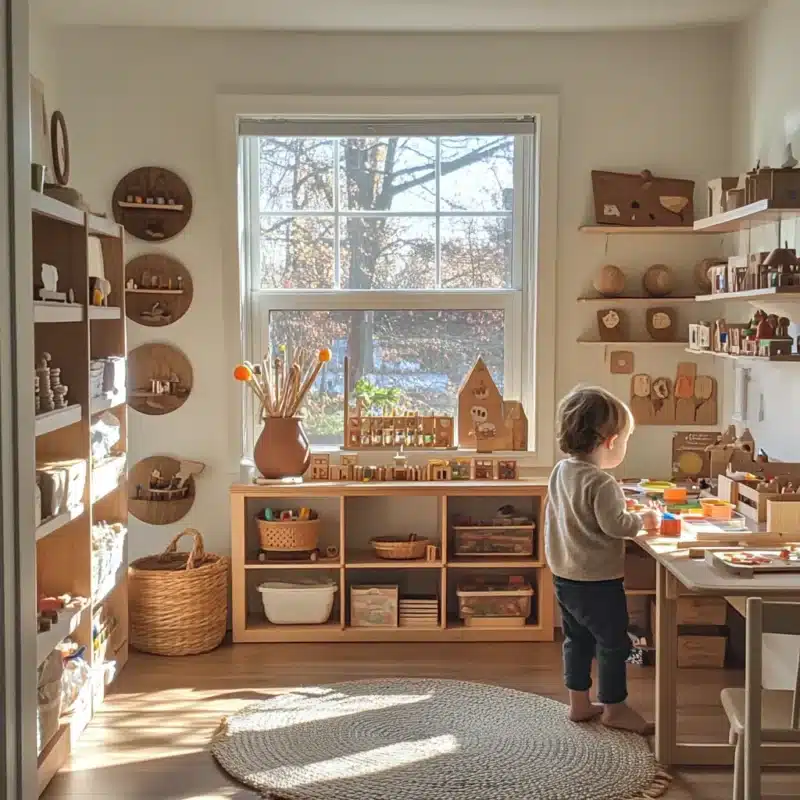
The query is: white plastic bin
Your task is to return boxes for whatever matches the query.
[257,579,337,625]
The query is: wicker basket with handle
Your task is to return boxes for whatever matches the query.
[257,518,321,552]
[370,535,431,560]
[129,528,228,656]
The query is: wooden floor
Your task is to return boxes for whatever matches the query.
[43,641,798,799]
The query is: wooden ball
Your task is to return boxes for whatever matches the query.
[642,264,673,297]
[593,264,626,297]
[694,258,724,293]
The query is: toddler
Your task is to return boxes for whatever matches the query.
[545,386,659,734]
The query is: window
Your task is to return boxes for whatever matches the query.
[239,118,536,450]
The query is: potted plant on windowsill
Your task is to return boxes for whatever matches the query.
[234,348,331,479]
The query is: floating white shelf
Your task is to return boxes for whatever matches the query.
[35,504,85,542]
[88,306,122,320]
[577,338,689,346]
[31,191,84,227]
[90,392,126,414]
[33,302,83,323]
[37,598,89,667]
[696,287,800,303]
[35,405,82,437]
[693,199,800,233]
[577,296,701,305]
[579,224,707,235]
[684,348,800,364]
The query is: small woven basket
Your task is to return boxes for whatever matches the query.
[370,536,430,560]
[257,518,320,552]
[129,529,228,657]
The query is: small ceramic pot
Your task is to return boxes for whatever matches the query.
[253,417,311,479]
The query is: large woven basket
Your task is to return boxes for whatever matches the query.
[257,517,320,552]
[129,529,228,656]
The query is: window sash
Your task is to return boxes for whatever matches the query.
[238,127,535,455]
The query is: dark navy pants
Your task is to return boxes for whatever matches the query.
[554,576,631,705]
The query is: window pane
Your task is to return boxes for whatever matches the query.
[440,216,512,289]
[340,137,436,212]
[340,216,435,290]
[258,137,334,212]
[440,135,515,212]
[267,309,505,446]
[258,216,334,289]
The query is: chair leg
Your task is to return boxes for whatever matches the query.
[732,734,744,800]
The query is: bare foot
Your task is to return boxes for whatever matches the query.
[569,703,604,722]
[568,690,603,722]
[602,702,655,735]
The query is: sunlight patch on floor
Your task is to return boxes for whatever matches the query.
[253,735,460,788]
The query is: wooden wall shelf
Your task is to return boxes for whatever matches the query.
[693,199,800,233]
[577,295,700,305]
[125,253,193,327]
[577,338,689,346]
[230,481,554,644]
[32,197,129,795]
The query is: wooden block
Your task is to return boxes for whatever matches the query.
[609,350,633,374]
[630,374,653,424]
[458,357,504,448]
[597,308,627,341]
[766,497,800,534]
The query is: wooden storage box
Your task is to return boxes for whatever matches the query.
[677,635,726,668]
[623,546,656,590]
[718,475,800,524]
[766,497,800,534]
[452,525,534,557]
[350,585,399,627]
[676,597,727,626]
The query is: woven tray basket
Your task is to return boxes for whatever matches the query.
[257,518,321,552]
[370,536,430,560]
[129,529,228,656]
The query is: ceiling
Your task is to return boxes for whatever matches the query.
[32,0,760,32]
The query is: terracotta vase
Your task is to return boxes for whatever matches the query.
[253,417,311,479]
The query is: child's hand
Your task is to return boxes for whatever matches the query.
[640,509,661,532]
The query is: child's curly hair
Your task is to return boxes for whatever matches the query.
[556,386,632,456]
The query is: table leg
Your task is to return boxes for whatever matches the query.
[655,562,677,765]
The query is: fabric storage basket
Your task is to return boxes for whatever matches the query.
[129,528,228,656]
[257,579,337,625]
[257,517,321,552]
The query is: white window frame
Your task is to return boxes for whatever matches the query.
[216,95,558,473]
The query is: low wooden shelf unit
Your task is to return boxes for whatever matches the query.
[231,480,553,643]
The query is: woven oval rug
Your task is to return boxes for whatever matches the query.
[211,678,670,800]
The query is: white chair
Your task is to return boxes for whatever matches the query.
[720,598,800,800]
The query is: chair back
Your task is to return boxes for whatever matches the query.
[743,598,800,799]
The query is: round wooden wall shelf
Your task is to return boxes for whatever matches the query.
[112,166,192,242]
[128,455,203,525]
[128,342,193,416]
[125,254,193,327]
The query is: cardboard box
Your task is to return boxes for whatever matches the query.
[677,635,726,668]
[672,431,720,480]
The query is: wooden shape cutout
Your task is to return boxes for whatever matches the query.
[125,253,193,328]
[457,357,504,447]
[630,374,653,424]
[650,376,675,424]
[610,350,634,374]
[112,166,193,242]
[674,362,698,425]
[592,170,694,227]
[128,455,204,525]
[646,307,677,341]
[694,375,718,425]
[128,342,193,416]
[597,308,627,341]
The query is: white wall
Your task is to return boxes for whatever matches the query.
[731,0,800,690]
[43,25,734,560]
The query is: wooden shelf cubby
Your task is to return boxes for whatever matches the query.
[32,191,129,795]
[230,480,553,643]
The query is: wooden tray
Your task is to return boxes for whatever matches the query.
[705,547,800,577]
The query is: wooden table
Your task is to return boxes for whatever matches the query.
[636,535,800,767]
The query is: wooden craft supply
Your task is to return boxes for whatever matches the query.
[609,350,634,374]
[597,308,627,341]
[705,546,800,577]
[674,363,697,425]
[592,264,625,297]
[591,169,694,227]
[645,307,677,341]
[642,264,674,297]
[630,365,716,426]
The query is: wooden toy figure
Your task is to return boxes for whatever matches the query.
[457,357,504,447]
